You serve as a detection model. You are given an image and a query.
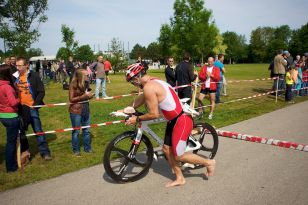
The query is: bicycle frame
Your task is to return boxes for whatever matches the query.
[132,117,202,153]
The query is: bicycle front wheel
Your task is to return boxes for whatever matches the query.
[192,123,218,159]
[103,131,154,183]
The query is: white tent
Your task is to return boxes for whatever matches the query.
[29,55,56,61]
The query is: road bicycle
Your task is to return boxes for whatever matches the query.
[103,101,218,183]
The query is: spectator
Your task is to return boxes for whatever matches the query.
[92,55,107,99]
[3,57,10,65]
[136,56,149,72]
[175,52,197,104]
[51,61,58,82]
[0,64,20,172]
[301,59,308,96]
[164,57,176,87]
[285,64,296,103]
[221,74,228,96]
[69,69,94,156]
[13,57,52,161]
[10,56,17,73]
[198,57,220,120]
[214,54,225,103]
[35,60,41,73]
[66,56,75,82]
[104,58,112,83]
[294,55,301,64]
[295,63,303,96]
[273,50,287,95]
[42,58,48,79]
[58,59,67,84]
[283,51,293,70]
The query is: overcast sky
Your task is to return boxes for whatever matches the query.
[1,0,308,55]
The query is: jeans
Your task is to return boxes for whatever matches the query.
[273,74,285,95]
[29,109,51,156]
[95,77,106,98]
[300,81,307,96]
[0,117,19,172]
[69,113,91,153]
[215,78,223,103]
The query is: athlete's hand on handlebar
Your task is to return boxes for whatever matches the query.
[125,115,138,126]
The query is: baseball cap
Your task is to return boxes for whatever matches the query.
[283,50,289,55]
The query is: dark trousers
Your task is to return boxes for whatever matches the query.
[177,87,192,104]
[285,84,293,101]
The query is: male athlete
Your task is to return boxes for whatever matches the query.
[123,63,216,187]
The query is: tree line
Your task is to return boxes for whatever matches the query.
[0,0,307,65]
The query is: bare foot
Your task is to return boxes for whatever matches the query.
[165,178,186,188]
[205,159,216,177]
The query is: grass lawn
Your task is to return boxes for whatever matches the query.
[1,63,307,191]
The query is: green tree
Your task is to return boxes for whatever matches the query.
[289,23,308,56]
[130,43,146,60]
[109,38,127,73]
[249,27,275,62]
[222,31,248,63]
[158,24,172,62]
[266,25,291,61]
[159,0,220,62]
[146,42,161,61]
[26,48,43,58]
[74,45,94,62]
[60,24,78,60]
[0,0,48,56]
[56,47,68,60]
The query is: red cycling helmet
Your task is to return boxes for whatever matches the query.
[125,63,144,82]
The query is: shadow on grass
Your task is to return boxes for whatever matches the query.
[28,133,57,157]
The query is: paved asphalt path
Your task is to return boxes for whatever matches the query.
[1,101,308,205]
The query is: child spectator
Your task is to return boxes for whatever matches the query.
[0,64,20,172]
[69,68,94,156]
[296,64,303,96]
[285,65,296,103]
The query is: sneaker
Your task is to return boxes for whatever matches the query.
[42,154,52,161]
[74,152,81,157]
[84,150,94,154]
[208,113,213,120]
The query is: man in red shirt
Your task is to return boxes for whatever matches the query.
[104,58,112,83]
[198,57,220,120]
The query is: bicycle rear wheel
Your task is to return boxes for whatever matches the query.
[103,131,154,183]
[192,123,218,159]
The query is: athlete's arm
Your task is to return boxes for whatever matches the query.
[130,93,145,109]
[126,84,160,125]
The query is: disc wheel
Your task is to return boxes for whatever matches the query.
[192,122,218,159]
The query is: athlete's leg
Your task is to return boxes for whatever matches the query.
[163,145,185,187]
[173,115,216,177]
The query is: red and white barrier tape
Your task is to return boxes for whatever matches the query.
[30,77,308,108]
[25,118,308,153]
[26,120,125,137]
[217,130,308,152]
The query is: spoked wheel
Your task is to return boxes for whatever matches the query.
[192,123,218,159]
[192,98,205,120]
[103,131,154,183]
